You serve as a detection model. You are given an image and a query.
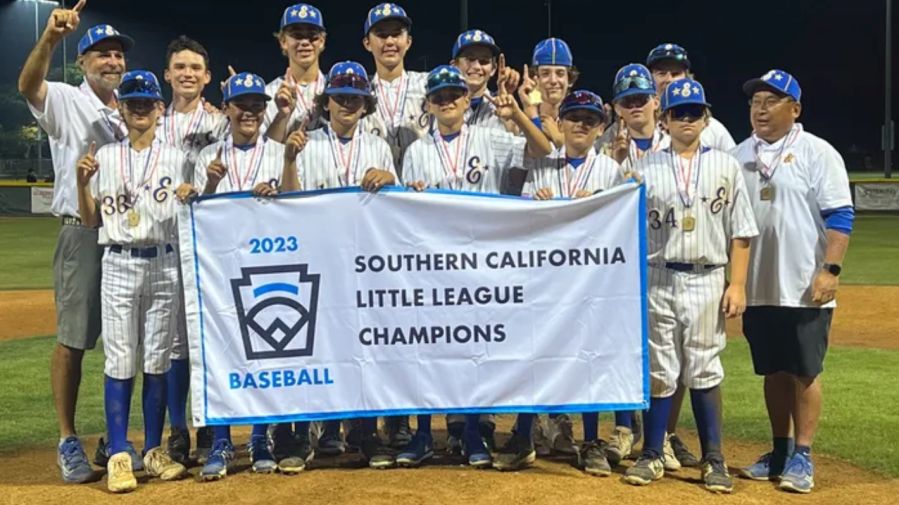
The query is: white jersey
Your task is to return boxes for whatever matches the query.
[702,117,736,151]
[362,70,430,171]
[296,126,396,190]
[634,147,759,266]
[730,124,853,308]
[522,147,624,198]
[194,137,287,193]
[27,79,128,218]
[156,103,228,168]
[401,124,525,194]
[90,140,186,246]
[262,70,327,136]
[465,93,507,131]
[595,123,670,170]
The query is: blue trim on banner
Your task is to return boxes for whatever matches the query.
[190,184,535,203]
[253,282,299,298]
[189,203,211,425]
[638,183,650,407]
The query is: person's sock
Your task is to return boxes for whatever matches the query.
[583,413,599,442]
[690,386,722,456]
[213,425,232,444]
[794,445,811,458]
[104,375,135,456]
[362,417,378,436]
[416,415,432,436]
[643,396,673,455]
[142,373,167,451]
[294,421,310,437]
[165,359,190,430]
[251,424,268,437]
[515,414,535,442]
[463,414,487,451]
[615,411,633,429]
[773,437,794,457]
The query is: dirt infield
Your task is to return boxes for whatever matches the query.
[4,286,899,348]
[1,422,897,505]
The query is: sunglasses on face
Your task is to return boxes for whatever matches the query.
[329,74,370,91]
[428,88,466,105]
[122,98,158,112]
[613,76,654,97]
[618,94,652,110]
[668,104,706,121]
[331,94,365,109]
[562,112,602,128]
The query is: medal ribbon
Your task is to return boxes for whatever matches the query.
[752,124,801,182]
[376,72,408,128]
[433,126,471,190]
[225,135,266,191]
[165,102,206,149]
[286,69,325,120]
[558,149,596,198]
[671,148,701,208]
[118,139,161,206]
[326,125,363,186]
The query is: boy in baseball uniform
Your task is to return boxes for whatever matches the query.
[498,90,623,475]
[75,71,188,493]
[158,34,228,466]
[732,70,853,494]
[397,65,551,468]
[179,72,301,480]
[450,29,520,132]
[624,78,758,494]
[263,3,327,142]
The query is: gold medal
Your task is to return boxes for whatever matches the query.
[527,89,543,105]
[127,211,141,228]
[683,216,696,232]
[760,186,774,201]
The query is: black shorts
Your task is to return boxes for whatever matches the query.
[742,306,832,377]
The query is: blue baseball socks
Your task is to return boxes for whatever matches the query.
[165,359,190,430]
[142,373,167,451]
[105,376,134,456]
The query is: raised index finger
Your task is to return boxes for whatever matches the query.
[498,54,506,74]
[72,0,87,13]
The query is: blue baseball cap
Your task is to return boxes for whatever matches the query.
[743,69,801,102]
[223,72,271,102]
[661,78,711,111]
[646,43,690,70]
[280,4,325,31]
[325,62,372,96]
[78,24,134,56]
[452,29,500,59]
[559,90,608,122]
[613,64,655,101]
[532,38,573,67]
[426,65,469,95]
[363,3,411,35]
[117,71,162,101]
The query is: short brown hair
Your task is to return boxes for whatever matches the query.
[313,93,378,121]
[165,36,210,69]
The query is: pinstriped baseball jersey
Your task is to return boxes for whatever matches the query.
[521,147,624,198]
[401,124,525,194]
[362,71,429,168]
[296,126,396,189]
[465,93,506,131]
[262,71,327,135]
[157,104,228,157]
[634,147,759,266]
[90,140,187,246]
[595,122,670,170]
[194,137,287,193]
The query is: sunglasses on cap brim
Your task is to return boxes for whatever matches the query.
[649,48,689,64]
[427,71,467,91]
[613,76,655,97]
[119,80,161,98]
[667,104,707,120]
[328,74,370,92]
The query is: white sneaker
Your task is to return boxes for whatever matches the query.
[547,414,578,455]
[663,433,682,471]
[107,452,137,493]
[531,416,552,456]
[606,426,634,466]
[143,446,187,481]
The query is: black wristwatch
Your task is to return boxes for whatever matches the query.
[822,263,842,276]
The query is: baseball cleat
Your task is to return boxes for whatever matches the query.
[166,426,191,465]
[94,438,143,471]
[479,421,497,454]
[200,439,235,481]
[361,437,396,469]
[195,426,214,464]
[701,454,734,494]
[274,429,314,474]
[492,432,536,471]
[57,436,95,484]
[317,421,347,456]
[624,452,665,486]
[663,433,682,471]
[397,432,434,467]
[578,440,612,477]
[739,451,788,481]
[779,452,815,494]
[248,434,279,474]
[669,433,700,467]
[143,446,187,481]
[106,452,137,493]
[606,426,634,467]
[548,414,578,455]
[385,416,413,449]
[463,431,493,468]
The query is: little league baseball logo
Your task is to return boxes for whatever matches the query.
[230,264,321,360]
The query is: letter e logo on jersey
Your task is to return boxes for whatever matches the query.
[230,264,321,360]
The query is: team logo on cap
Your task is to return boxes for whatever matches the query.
[377,3,400,15]
[762,70,784,82]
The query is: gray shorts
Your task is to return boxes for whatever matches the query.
[54,222,103,350]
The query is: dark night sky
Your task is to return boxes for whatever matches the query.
[0,0,896,158]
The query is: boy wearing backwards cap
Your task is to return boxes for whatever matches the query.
[397,65,551,468]
[624,78,757,494]
[75,70,189,493]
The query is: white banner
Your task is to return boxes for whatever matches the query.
[179,186,648,426]
[854,182,899,211]
[30,186,53,214]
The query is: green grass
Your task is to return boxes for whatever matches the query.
[0,217,58,290]
[841,215,899,285]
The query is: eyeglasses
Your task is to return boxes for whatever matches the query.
[613,76,655,97]
[618,94,652,109]
[329,74,370,91]
[648,47,689,63]
[668,104,706,120]
[427,70,467,92]
[749,96,792,111]
[119,79,161,98]
[562,90,603,109]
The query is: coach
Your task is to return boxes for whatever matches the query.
[17,0,133,484]
[730,70,853,494]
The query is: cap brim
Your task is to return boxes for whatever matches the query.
[225,91,272,102]
[663,99,711,111]
[427,82,469,95]
[614,87,656,101]
[82,34,135,54]
[367,15,412,33]
[325,87,370,96]
[560,105,608,123]
[454,41,501,59]
[742,78,791,98]
[282,20,326,32]
[647,56,690,70]
[119,92,161,101]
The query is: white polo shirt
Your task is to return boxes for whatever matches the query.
[730,124,853,308]
[27,79,127,218]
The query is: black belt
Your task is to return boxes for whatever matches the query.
[108,244,174,258]
[658,262,722,272]
[61,216,83,226]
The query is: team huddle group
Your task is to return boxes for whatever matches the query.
[18,0,853,497]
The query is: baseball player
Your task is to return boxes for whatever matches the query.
[732,70,853,494]
[623,78,758,494]
[262,3,327,142]
[526,38,579,147]
[496,90,623,475]
[17,0,147,482]
[397,65,551,468]
[182,72,301,480]
[450,29,521,132]
[157,34,228,467]
[74,70,189,493]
